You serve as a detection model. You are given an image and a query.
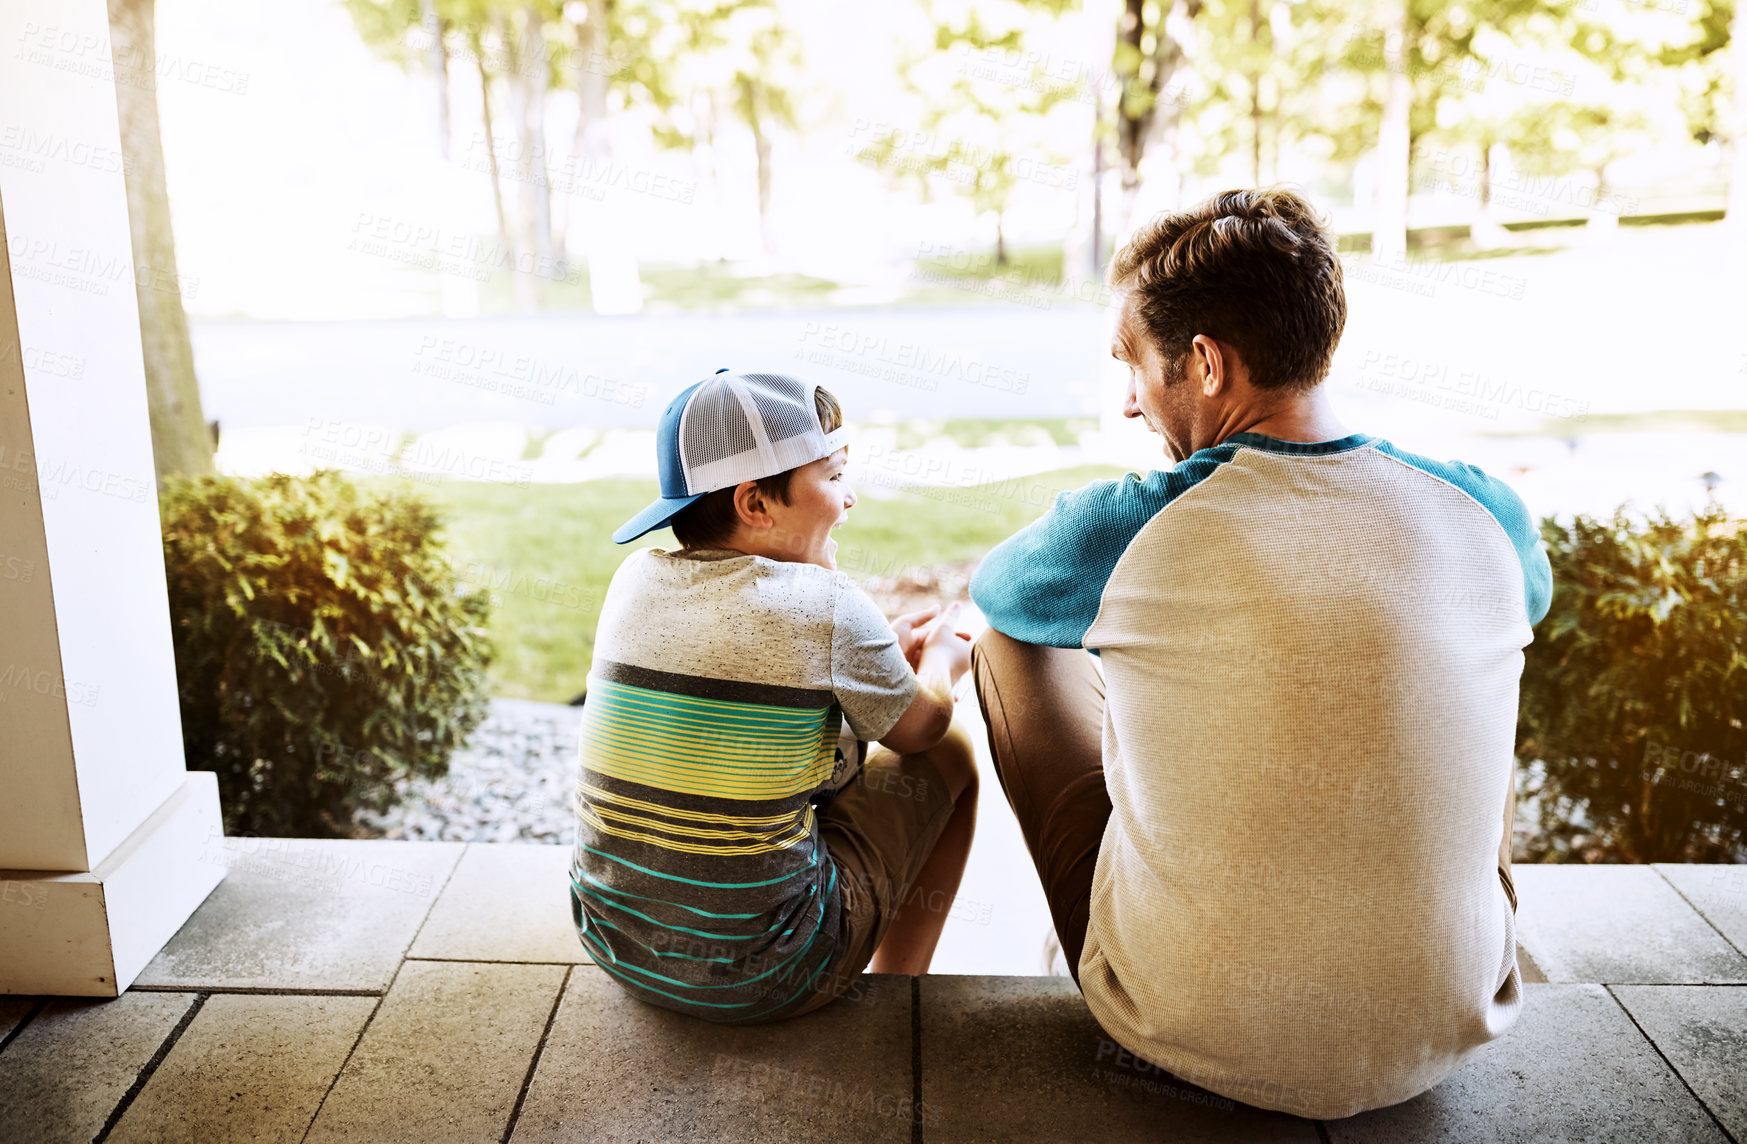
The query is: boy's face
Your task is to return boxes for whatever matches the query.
[759,448,855,570]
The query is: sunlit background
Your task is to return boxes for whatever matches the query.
[12,0,1741,973]
[117,0,1743,528]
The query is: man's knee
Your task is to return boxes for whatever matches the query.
[971,626,1026,714]
[971,625,1022,675]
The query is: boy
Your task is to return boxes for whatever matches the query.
[571,369,976,1022]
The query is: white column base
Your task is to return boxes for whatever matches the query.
[0,772,225,996]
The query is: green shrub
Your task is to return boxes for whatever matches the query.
[161,471,493,836]
[1516,504,1746,863]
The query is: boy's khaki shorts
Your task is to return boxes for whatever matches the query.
[784,731,962,1015]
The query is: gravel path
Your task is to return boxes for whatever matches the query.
[357,698,583,844]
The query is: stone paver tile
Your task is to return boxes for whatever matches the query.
[107,993,377,1144]
[1328,984,1728,1143]
[306,960,567,1144]
[920,976,1317,1143]
[133,839,464,991]
[407,843,588,963]
[511,966,914,1143]
[0,992,196,1144]
[1512,865,1747,983]
[0,996,39,1042]
[1612,985,1747,1139]
[1655,865,1747,955]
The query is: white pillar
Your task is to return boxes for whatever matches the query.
[0,0,223,996]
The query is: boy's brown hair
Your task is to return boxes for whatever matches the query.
[670,386,844,550]
[1108,187,1346,392]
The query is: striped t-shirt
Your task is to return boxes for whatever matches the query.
[970,431,1552,1118]
[569,546,917,1022]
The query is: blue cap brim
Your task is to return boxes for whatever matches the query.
[612,491,708,544]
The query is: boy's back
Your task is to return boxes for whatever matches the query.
[571,544,915,1022]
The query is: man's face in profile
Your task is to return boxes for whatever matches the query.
[1112,290,1196,463]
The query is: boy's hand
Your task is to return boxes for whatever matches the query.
[891,604,942,671]
[880,602,969,756]
[917,601,972,684]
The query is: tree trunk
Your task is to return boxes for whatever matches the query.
[107,0,214,481]
[1471,138,1509,249]
[1249,0,1263,186]
[510,5,552,307]
[1090,129,1104,278]
[552,13,585,259]
[1726,0,1747,230]
[1061,0,1119,284]
[1114,0,1199,244]
[418,0,450,159]
[474,38,511,251]
[555,0,609,259]
[573,0,611,171]
[995,217,1007,266]
[746,85,776,258]
[1371,1,1411,268]
[1586,164,1619,240]
[570,0,641,313]
[1115,0,1147,207]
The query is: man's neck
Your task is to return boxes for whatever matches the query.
[1217,386,1350,446]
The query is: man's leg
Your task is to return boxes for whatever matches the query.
[970,627,1110,981]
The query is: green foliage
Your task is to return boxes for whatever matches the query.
[161,472,493,836]
[861,0,1081,259]
[1516,505,1747,862]
[642,0,801,149]
[1656,0,1735,145]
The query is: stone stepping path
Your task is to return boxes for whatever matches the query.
[1,843,1743,1142]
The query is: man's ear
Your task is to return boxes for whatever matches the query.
[1192,334,1226,397]
[732,481,769,532]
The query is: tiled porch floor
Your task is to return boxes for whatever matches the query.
[2,842,1744,1142]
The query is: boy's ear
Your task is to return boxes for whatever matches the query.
[732,481,769,531]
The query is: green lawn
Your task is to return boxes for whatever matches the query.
[388,464,1127,702]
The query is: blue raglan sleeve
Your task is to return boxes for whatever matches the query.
[970,465,1203,649]
[1374,442,1552,626]
[1491,478,1552,627]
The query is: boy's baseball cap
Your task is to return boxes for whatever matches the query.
[613,369,848,544]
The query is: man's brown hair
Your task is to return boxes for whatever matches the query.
[1107,188,1346,392]
[669,386,844,550]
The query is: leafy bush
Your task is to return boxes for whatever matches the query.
[1516,504,1746,863]
[161,472,493,836]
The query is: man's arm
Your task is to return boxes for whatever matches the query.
[1373,442,1552,626]
[970,455,1232,647]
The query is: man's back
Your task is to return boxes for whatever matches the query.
[972,430,1550,1117]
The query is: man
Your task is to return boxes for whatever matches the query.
[968,188,1551,1118]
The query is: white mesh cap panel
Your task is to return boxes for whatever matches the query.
[743,373,817,446]
[678,379,758,493]
[677,372,845,495]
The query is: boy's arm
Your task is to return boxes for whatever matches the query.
[877,609,970,754]
[876,659,954,755]
[830,578,922,745]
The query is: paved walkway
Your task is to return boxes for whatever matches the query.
[1,844,1744,1143]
